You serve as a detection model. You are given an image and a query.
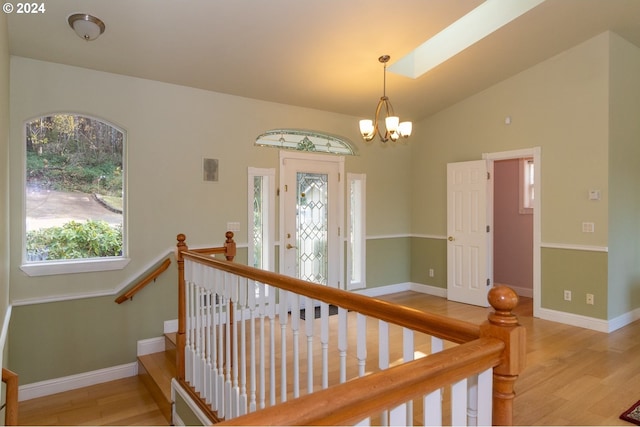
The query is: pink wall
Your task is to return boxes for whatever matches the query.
[493,159,533,293]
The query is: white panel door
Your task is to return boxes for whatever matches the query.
[446,160,491,307]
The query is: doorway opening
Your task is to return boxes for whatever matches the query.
[484,147,541,316]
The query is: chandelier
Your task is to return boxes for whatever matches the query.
[359,55,412,143]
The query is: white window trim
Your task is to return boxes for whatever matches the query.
[20,257,131,277]
[247,167,276,271]
[347,173,366,290]
[519,157,534,214]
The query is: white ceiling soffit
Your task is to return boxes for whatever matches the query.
[389,0,546,79]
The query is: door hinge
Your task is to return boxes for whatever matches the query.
[338,172,341,182]
[487,172,491,180]
[487,278,491,287]
[277,187,280,196]
[338,226,341,237]
[285,184,288,192]
[486,225,490,232]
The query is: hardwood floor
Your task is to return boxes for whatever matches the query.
[18,376,168,426]
[18,291,640,426]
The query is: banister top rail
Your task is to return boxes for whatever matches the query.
[115,257,171,304]
[180,250,480,344]
[219,337,504,426]
[186,231,237,260]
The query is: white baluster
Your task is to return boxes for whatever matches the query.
[185,277,192,385]
[238,277,248,416]
[278,290,289,403]
[305,296,314,393]
[230,274,240,419]
[477,368,493,426]
[378,320,389,426]
[389,404,407,426]
[424,336,444,427]
[195,286,203,394]
[224,274,232,419]
[210,287,219,412]
[290,293,300,398]
[216,272,226,419]
[267,285,276,406]
[248,279,257,413]
[338,307,347,384]
[404,328,414,426]
[451,378,468,427]
[258,282,267,410]
[467,374,478,427]
[357,313,367,377]
[204,289,212,404]
[320,302,329,389]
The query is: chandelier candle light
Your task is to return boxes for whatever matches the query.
[359,55,412,143]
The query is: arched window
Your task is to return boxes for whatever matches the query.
[255,129,357,156]
[21,113,128,276]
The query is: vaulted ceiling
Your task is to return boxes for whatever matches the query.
[7,0,640,121]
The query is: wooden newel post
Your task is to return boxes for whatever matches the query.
[176,233,188,381]
[225,231,236,261]
[480,286,526,426]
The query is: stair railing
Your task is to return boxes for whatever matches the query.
[175,233,525,426]
[115,257,172,304]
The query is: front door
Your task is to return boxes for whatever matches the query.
[446,160,491,307]
[281,152,342,288]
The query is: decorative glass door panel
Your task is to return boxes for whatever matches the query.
[296,172,328,285]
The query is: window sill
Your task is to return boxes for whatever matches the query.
[20,257,130,277]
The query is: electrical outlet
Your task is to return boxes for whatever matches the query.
[564,290,572,301]
[429,268,434,278]
[586,293,594,305]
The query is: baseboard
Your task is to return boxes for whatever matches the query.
[536,307,610,332]
[355,282,447,298]
[138,336,166,356]
[607,306,640,333]
[164,319,178,334]
[18,362,138,402]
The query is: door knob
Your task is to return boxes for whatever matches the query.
[448,236,455,242]
[286,243,297,249]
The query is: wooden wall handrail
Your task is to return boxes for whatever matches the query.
[180,250,480,344]
[115,258,172,304]
[2,368,18,426]
[219,337,504,426]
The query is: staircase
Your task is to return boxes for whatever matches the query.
[137,332,177,423]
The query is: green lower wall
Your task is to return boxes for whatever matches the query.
[410,237,447,289]
[541,247,608,319]
[174,391,205,426]
[365,237,411,288]
[9,267,177,385]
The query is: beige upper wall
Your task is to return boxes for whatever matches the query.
[9,57,413,301]
[607,33,640,317]
[411,32,611,248]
